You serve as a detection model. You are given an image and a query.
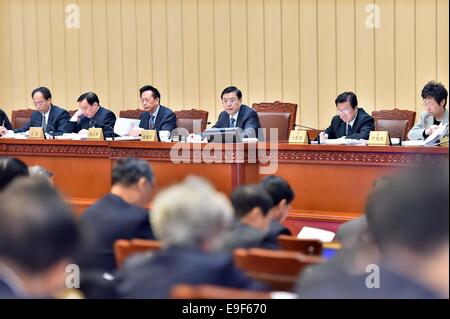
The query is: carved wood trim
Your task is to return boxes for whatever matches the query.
[371,108,417,133]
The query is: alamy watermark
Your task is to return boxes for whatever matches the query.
[65,4,80,29]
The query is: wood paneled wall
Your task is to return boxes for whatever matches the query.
[0,0,448,128]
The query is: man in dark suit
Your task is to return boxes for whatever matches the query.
[0,177,81,299]
[114,177,264,298]
[320,91,374,141]
[0,109,13,135]
[223,185,279,251]
[66,92,116,138]
[261,176,295,239]
[213,86,262,139]
[79,158,156,274]
[128,85,176,136]
[12,87,70,136]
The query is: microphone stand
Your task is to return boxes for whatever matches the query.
[292,124,321,144]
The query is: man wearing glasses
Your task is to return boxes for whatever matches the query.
[5,87,70,136]
[213,86,262,139]
[407,81,448,140]
[320,91,374,141]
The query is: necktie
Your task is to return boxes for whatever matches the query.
[346,124,352,136]
[230,117,236,128]
[149,115,156,130]
[42,114,47,132]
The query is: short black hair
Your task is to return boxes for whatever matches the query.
[261,175,295,206]
[112,157,154,186]
[140,85,161,101]
[77,92,100,106]
[421,81,448,108]
[335,91,358,109]
[221,86,242,100]
[0,177,80,273]
[0,157,29,192]
[231,184,274,219]
[31,87,52,100]
[366,165,449,255]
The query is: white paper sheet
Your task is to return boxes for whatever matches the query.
[114,117,141,137]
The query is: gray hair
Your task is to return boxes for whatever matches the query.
[28,165,54,179]
[151,176,233,250]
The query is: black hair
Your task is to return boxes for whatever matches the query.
[0,157,29,192]
[231,184,274,218]
[139,85,161,101]
[31,87,52,100]
[221,86,242,100]
[77,92,100,106]
[112,157,154,186]
[261,175,295,206]
[335,91,358,109]
[421,81,448,108]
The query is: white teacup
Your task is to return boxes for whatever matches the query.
[159,130,171,142]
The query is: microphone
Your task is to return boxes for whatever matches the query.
[89,119,115,141]
[292,124,322,144]
[46,123,57,139]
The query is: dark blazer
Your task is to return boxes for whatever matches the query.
[213,104,262,139]
[324,108,374,140]
[268,220,292,238]
[14,105,70,135]
[78,194,155,273]
[0,109,13,130]
[66,106,116,137]
[222,221,279,251]
[114,248,266,298]
[139,105,177,132]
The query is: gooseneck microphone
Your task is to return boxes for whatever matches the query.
[292,124,322,144]
[89,119,115,141]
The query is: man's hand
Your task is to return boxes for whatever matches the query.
[425,125,439,136]
[0,126,7,136]
[319,132,328,142]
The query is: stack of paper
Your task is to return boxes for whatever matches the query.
[297,226,335,242]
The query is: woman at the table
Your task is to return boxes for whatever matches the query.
[0,109,13,136]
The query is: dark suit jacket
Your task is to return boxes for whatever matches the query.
[139,105,177,132]
[0,109,13,130]
[14,104,70,135]
[66,106,116,137]
[114,248,266,298]
[268,220,292,238]
[79,194,155,273]
[222,221,279,251]
[213,104,262,139]
[324,108,374,140]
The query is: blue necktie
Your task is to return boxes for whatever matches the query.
[346,124,352,136]
[230,117,236,128]
[149,115,156,130]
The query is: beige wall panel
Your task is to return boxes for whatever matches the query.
[78,0,95,93]
[136,0,153,97]
[336,0,355,93]
[436,0,449,89]
[0,0,13,113]
[64,0,81,109]
[36,0,53,90]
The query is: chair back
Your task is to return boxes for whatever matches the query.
[371,108,416,140]
[233,248,322,291]
[277,235,323,255]
[119,109,144,119]
[113,239,161,268]
[252,101,298,142]
[11,108,34,129]
[170,284,271,299]
[175,109,209,134]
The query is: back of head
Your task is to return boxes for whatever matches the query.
[260,175,295,205]
[231,184,274,219]
[366,165,449,256]
[0,157,29,192]
[0,177,80,273]
[28,165,54,180]
[151,176,233,250]
[112,157,154,186]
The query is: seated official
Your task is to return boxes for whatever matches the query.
[223,185,279,251]
[128,85,176,137]
[79,158,156,274]
[66,92,116,138]
[213,86,262,139]
[114,177,264,299]
[260,176,295,239]
[9,87,70,136]
[320,91,374,141]
[0,109,13,135]
[408,81,449,140]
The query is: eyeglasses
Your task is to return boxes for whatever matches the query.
[336,108,352,115]
[222,99,238,104]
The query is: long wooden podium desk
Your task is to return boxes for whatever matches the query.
[1,139,448,233]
